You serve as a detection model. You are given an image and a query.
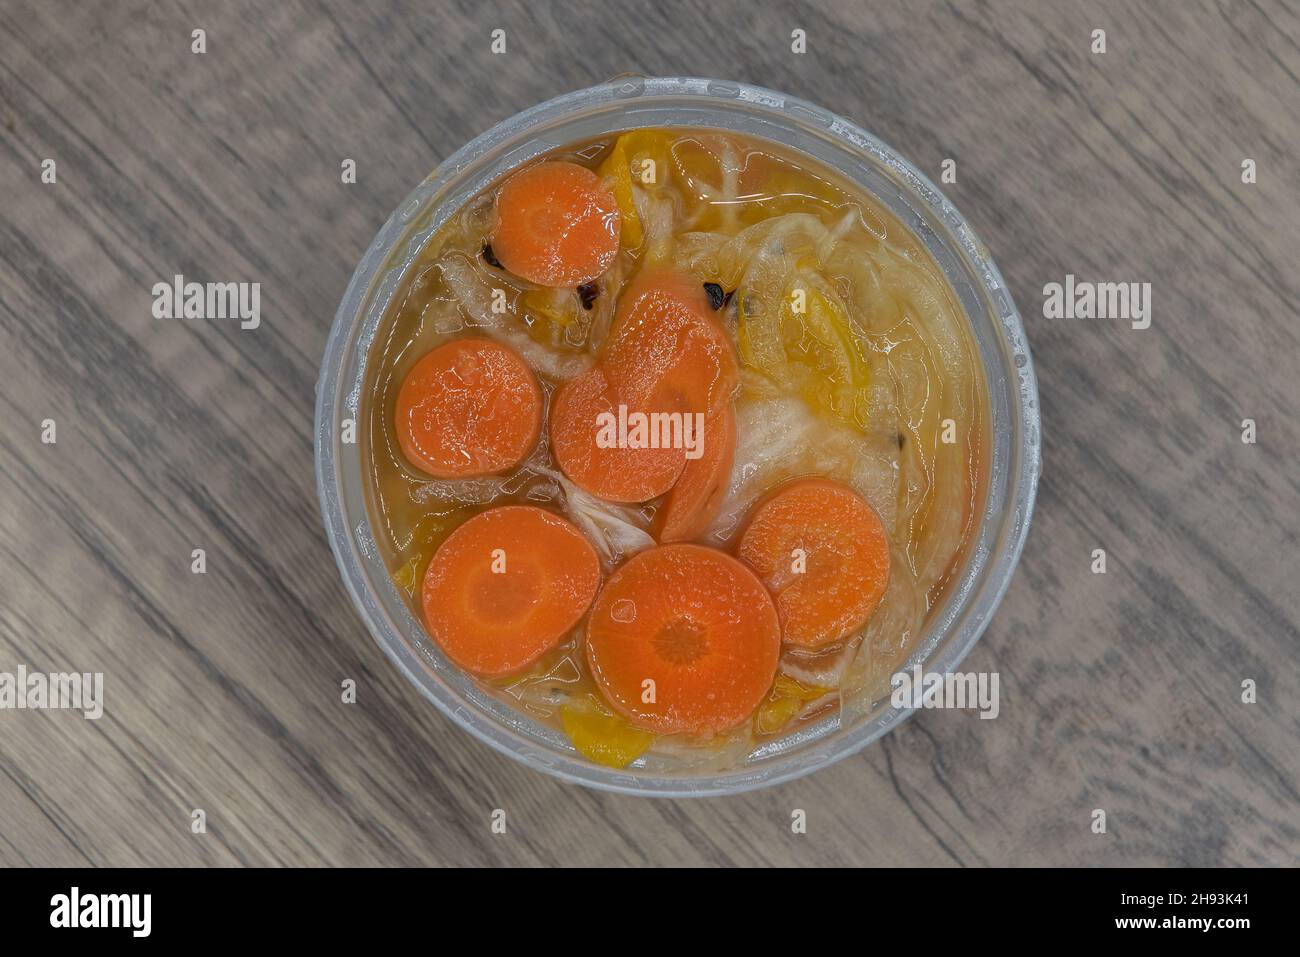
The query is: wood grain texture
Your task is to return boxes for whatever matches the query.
[0,0,1296,867]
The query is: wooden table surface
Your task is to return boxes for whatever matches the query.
[1,0,1296,867]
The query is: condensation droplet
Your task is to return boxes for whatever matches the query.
[611,598,637,623]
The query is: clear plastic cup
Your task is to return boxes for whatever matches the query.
[315,77,1040,796]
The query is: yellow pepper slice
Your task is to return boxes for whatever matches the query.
[617,129,675,190]
[738,269,871,429]
[598,130,675,250]
[755,675,830,735]
[520,286,579,326]
[519,287,584,348]
[597,136,643,249]
[391,555,422,598]
[789,274,871,427]
[561,692,655,768]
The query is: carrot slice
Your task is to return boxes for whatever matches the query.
[586,544,781,735]
[736,478,890,649]
[601,269,739,417]
[548,270,738,503]
[490,160,621,287]
[655,402,736,543]
[395,338,541,478]
[549,364,685,502]
[422,505,600,677]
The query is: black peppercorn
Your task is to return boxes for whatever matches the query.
[703,282,734,310]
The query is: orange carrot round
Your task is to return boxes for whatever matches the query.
[655,402,736,543]
[549,364,686,503]
[586,544,781,735]
[422,505,600,677]
[395,338,541,479]
[490,160,620,287]
[547,270,738,503]
[601,269,739,417]
[736,478,890,649]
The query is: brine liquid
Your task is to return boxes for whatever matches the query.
[362,129,989,770]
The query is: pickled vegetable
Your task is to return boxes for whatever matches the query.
[560,692,655,768]
[596,136,644,249]
[756,675,831,735]
[738,269,871,429]
[363,126,989,767]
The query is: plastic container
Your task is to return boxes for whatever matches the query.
[315,77,1040,796]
